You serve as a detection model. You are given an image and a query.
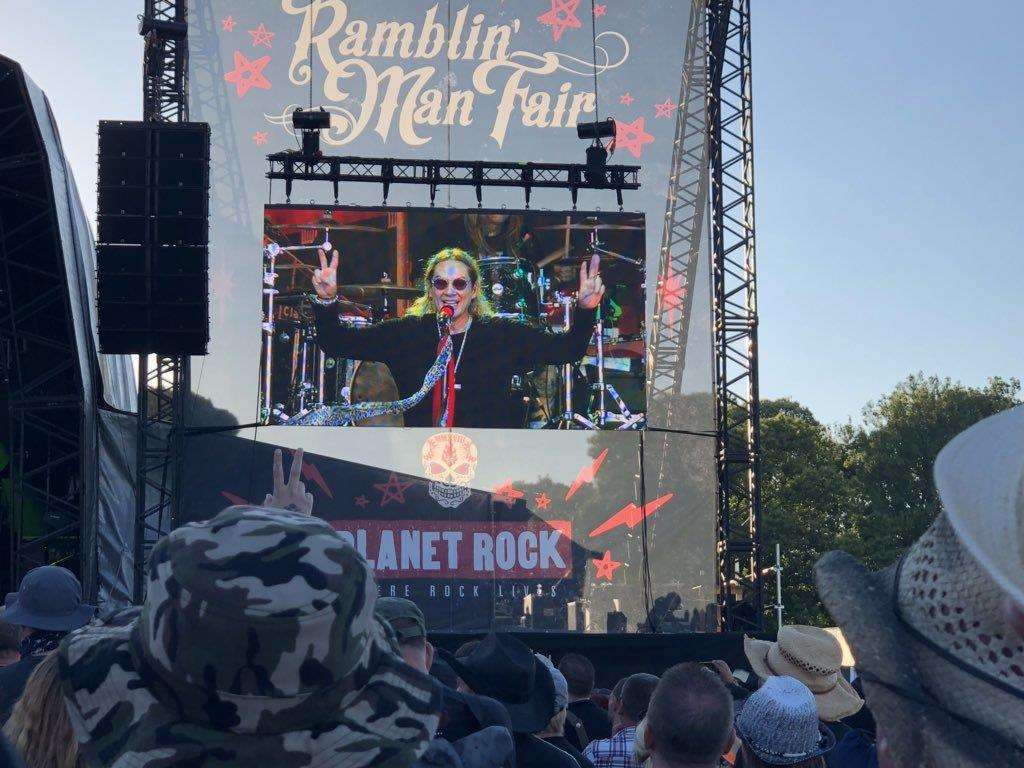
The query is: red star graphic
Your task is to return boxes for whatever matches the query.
[614,117,655,158]
[248,22,275,48]
[594,4,607,17]
[619,92,634,106]
[593,550,622,581]
[373,472,413,507]
[224,51,272,98]
[354,494,370,508]
[252,131,268,145]
[221,16,236,32]
[535,492,552,510]
[492,480,525,507]
[538,0,582,42]
[658,272,687,312]
[654,99,676,118]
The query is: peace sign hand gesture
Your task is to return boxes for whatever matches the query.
[578,253,605,310]
[312,249,339,301]
[263,448,314,515]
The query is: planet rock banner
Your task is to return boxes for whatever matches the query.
[184,0,717,632]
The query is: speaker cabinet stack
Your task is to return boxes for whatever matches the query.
[96,120,210,355]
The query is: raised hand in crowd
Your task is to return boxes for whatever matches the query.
[263,447,314,515]
[312,248,340,301]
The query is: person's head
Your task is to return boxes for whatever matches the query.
[376,597,434,674]
[735,677,834,768]
[536,653,568,715]
[618,673,660,728]
[816,406,1024,768]
[56,506,442,766]
[609,676,628,728]
[407,248,494,325]
[743,625,861,723]
[2,652,78,768]
[443,633,556,734]
[558,652,596,700]
[539,709,567,739]
[643,664,734,768]
[1,566,94,640]
[0,620,19,666]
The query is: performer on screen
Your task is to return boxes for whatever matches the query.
[310,247,604,428]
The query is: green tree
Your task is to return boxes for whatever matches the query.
[842,374,1021,569]
[759,398,856,627]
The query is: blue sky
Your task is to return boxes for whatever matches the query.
[2,0,1020,427]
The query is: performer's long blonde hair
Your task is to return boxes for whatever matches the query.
[406,247,495,318]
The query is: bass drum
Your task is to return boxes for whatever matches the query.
[349,361,404,427]
[478,255,539,321]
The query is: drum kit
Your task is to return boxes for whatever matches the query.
[261,219,646,429]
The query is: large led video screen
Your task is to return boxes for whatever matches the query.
[260,206,646,429]
[170,0,720,634]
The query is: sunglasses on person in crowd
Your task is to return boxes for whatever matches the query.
[432,277,470,291]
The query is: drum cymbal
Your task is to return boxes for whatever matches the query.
[273,291,370,312]
[535,221,644,231]
[338,284,421,300]
[297,217,388,233]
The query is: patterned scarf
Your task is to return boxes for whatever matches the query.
[20,628,66,657]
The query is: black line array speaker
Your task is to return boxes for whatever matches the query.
[96,120,210,355]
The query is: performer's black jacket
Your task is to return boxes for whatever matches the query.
[313,303,597,428]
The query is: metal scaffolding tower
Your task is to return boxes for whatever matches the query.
[133,0,191,602]
[650,0,763,631]
[708,0,763,631]
[0,58,89,596]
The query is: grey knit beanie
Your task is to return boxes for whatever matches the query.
[735,676,835,765]
[536,654,569,713]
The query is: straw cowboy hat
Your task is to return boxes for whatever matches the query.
[744,626,862,722]
[57,506,442,768]
[816,406,1024,767]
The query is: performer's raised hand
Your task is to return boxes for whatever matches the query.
[578,252,605,310]
[312,249,339,301]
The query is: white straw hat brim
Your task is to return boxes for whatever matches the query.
[933,405,1024,607]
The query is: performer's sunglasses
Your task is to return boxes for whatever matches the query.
[432,277,470,291]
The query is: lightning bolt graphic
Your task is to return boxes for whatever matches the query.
[565,448,610,501]
[301,460,333,499]
[588,492,674,538]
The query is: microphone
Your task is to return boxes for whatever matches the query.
[438,305,454,332]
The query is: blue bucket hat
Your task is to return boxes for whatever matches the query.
[1,566,94,632]
[735,676,835,766]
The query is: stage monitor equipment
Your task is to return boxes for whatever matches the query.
[259,205,647,431]
[96,120,210,355]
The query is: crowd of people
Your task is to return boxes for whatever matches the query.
[0,408,1021,767]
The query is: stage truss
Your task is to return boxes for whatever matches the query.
[708,0,763,631]
[0,59,88,595]
[133,0,191,602]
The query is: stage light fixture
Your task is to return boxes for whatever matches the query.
[576,118,617,187]
[576,118,616,141]
[293,107,330,157]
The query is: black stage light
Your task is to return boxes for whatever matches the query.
[576,118,616,141]
[292,107,331,130]
[293,107,330,157]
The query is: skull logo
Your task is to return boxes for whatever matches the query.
[421,432,478,487]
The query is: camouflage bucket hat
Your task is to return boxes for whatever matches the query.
[58,506,442,768]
